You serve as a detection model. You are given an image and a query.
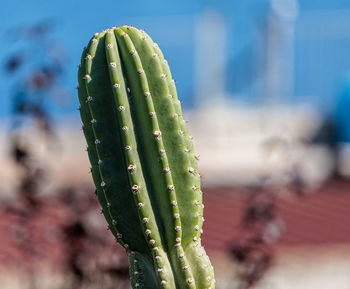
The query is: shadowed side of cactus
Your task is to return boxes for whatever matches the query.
[77,26,215,289]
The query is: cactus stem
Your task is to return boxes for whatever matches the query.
[78,26,215,289]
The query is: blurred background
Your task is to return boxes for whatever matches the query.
[1,0,350,288]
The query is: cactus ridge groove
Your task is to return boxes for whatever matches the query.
[78,26,215,289]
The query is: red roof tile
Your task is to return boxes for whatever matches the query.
[202,179,350,253]
[1,179,349,269]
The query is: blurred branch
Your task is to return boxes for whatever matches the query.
[229,186,283,289]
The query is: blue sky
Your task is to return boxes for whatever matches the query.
[0,0,206,119]
[2,0,350,119]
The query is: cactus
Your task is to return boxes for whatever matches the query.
[77,26,215,289]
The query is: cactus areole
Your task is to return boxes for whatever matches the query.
[77,26,215,289]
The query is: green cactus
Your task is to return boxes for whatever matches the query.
[77,25,215,289]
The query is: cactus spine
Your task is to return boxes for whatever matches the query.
[77,26,215,289]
